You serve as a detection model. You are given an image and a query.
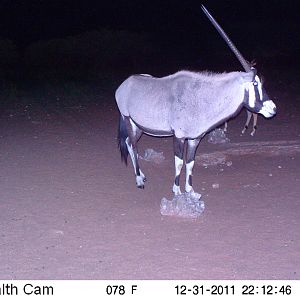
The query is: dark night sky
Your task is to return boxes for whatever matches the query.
[0,0,299,76]
[0,0,299,46]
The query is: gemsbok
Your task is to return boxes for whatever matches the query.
[116,5,276,197]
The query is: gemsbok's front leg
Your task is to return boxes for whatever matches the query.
[172,137,185,195]
[185,138,201,198]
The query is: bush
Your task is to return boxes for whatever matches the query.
[24,29,157,81]
[0,39,18,66]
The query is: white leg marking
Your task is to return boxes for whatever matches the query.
[136,175,144,187]
[175,156,183,176]
[185,160,194,193]
[173,156,183,195]
[125,138,137,172]
[172,184,182,195]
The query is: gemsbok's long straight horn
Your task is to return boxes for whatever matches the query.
[201,5,252,72]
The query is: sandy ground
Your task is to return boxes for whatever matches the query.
[0,80,299,280]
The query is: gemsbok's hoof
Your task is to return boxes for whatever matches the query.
[172,184,182,196]
[136,175,145,189]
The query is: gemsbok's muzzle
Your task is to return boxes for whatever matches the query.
[259,100,277,118]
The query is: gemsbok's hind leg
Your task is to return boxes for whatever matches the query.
[172,137,185,195]
[250,113,258,136]
[185,138,201,198]
[242,110,253,135]
[242,111,258,136]
[124,117,146,188]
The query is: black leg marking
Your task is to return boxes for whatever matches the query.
[185,138,201,194]
[124,117,145,188]
[173,136,185,159]
[172,136,185,194]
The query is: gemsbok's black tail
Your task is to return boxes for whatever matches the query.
[118,114,129,165]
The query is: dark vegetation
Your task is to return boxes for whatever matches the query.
[0,17,299,114]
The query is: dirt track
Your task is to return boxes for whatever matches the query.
[0,82,299,280]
